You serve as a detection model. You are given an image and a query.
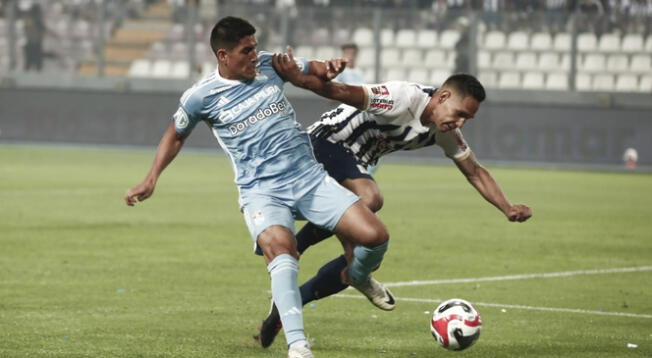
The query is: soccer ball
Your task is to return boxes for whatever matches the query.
[430,298,482,351]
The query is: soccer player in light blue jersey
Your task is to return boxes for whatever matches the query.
[124,17,392,358]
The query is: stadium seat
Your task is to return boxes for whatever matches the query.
[577,32,598,52]
[395,29,417,48]
[530,32,553,51]
[575,73,592,91]
[439,29,460,49]
[560,54,572,70]
[353,28,374,47]
[553,32,571,51]
[407,69,429,83]
[71,20,90,39]
[515,52,538,70]
[645,36,652,52]
[332,28,350,46]
[630,54,651,73]
[294,45,314,59]
[127,59,151,78]
[416,29,438,48]
[151,59,172,78]
[381,28,395,47]
[357,47,375,68]
[195,42,212,63]
[430,70,450,86]
[507,31,529,51]
[640,75,652,92]
[381,48,401,67]
[477,51,491,69]
[424,49,447,69]
[171,61,190,79]
[538,52,559,71]
[492,52,515,70]
[580,54,606,72]
[597,33,621,52]
[384,68,406,81]
[167,23,184,42]
[170,42,188,61]
[546,72,569,90]
[498,72,521,89]
[310,27,330,46]
[402,48,423,67]
[615,74,639,92]
[522,72,545,89]
[147,41,167,59]
[606,54,629,72]
[621,34,644,53]
[314,46,336,60]
[477,71,498,88]
[483,30,506,50]
[592,74,615,91]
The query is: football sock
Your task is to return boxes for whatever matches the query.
[296,222,333,254]
[348,242,389,286]
[300,255,349,305]
[267,254,305,347]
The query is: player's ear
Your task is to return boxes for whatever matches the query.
[439,90,451,103]
[216,48,229,64]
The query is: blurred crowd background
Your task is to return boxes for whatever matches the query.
[1,0,651,92]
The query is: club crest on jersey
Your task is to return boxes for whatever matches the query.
[371,85,390,95]
[173,108,189,129]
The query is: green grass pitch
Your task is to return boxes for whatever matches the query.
[1,145,650,357]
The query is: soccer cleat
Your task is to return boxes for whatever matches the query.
[351,277,396,311]
[287,342,314,358]
[253,300,282,348]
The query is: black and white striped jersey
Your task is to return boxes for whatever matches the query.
[307,81,471,167]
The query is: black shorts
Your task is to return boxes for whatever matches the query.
[310,136,373,182]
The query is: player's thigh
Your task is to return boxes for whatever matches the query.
[241,193,296,260]
[334,200,389,247]
[340,177,384,212]
[296,175,359,234]
[257,225,297,264]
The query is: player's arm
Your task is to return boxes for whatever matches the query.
[272,48,367,109]
[124,121,187,206]
[454,152,532,222]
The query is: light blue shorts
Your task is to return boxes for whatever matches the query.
[240,172,359,255]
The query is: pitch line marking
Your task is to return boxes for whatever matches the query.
[383,265,652,288]
[334,294,652,319]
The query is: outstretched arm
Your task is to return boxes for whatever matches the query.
[272,47,367,109]
[124,121,186,206]
[454,152,532,222]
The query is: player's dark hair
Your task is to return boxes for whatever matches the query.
[442,73,486,103]
[341,43,359,52]
[210,16,256,54]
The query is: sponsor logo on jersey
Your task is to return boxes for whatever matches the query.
[217,96,230,106]
[370,98,394,110]
[371,85,390,95]
[173,107,189,129]
[227,100,288,135]
[219,85,281,121]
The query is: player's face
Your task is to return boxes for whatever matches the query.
[423,90,479,132]
[218,35,258,81]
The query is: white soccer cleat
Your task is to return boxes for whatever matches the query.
[287,342,314,358]
[352,277,396,311]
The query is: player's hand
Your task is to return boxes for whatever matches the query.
[506,204,532,222]
[323,58,347,80]
[272,46,302,83]
[124,181,155,206]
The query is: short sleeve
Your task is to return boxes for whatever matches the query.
[172,88,203,135]
[360,81,410,116]
[435,128,472,160]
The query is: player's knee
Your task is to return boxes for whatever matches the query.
[359,190,383,213]
[358,223,389,247]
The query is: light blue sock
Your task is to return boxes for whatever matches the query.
[267,254,305,347]
[348,242,389,285]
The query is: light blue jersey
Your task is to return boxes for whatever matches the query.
[172,52,320,190]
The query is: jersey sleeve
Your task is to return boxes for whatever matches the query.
[172,87,204,136]
[435,128,472,161]
[359,81,411,116]
[258,51,309,81]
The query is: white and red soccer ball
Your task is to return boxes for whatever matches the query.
[430,298,482,351]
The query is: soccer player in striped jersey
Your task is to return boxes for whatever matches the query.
[254,50,532,348]
[124,17,393,358]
